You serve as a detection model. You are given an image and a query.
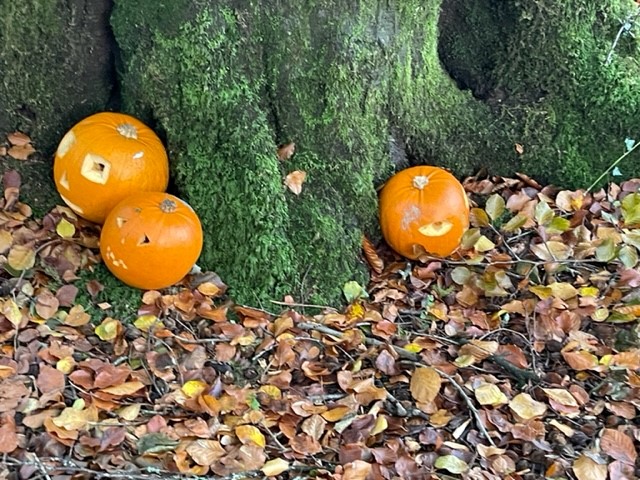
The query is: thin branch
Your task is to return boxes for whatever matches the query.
[296,321,497,446]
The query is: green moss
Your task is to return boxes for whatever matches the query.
[0,0,113,152]
[433,0,640,189]
[74,263,143,323]
[0,155,60,218]
[112,2,395,306]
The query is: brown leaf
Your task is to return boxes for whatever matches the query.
[35,290,60,320]
[284,170,306,195]
[37,364,66,394]
[55,284,79,307]
[0,413,18,453]
[600,428,637,465]
[277,142,296,161]
[362,236,383,274]
[7,131,31,146]
[410,367,441,404]
[8,143,35,160]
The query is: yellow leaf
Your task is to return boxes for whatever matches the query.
[259,385,282,399]
[2,299,23,327]
[592,308,609,322]
[529,285,552,299]
[7,244,35,271]
[548,282,578,300]
[473,235,496,253]
[94,317,121,341]
[134,314,163,332]
[0,230,13,254]
[117,404,141,421]
[572,454,607,480]
[56,356,76,375]
[543,388,578,407]
[56,218,76,239]
[261,458,290,477]
[474,383,508,406]
[509,393,547,420]
[100,381,145,396]
[403,343,423,353]
[181,380,207,398]
[52,404,99,431]
[370,415,388,436]
[410,367,441,404]
[579,286,599,297]
[235,424,266,447]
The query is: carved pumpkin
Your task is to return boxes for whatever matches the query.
[379,165,469,258]
[100,192,203,290]
[53,112,169,223]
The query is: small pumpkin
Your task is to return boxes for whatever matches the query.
[53,112,169,223]
[100,192,203,290]
[379,165,469,258]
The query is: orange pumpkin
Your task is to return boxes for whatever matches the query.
[379,165,469,258]
[100,192,203,290]
[53,112,169,223]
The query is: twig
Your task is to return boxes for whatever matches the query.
[270,299,338,311]
[586,140,640,192]
[296,321,497,446]
[605,6,640,65]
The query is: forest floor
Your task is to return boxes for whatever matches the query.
[1,133,640,480]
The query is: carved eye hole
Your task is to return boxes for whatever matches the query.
[80,154,111,185]
[138,234,151,246]
[116,217,127,228]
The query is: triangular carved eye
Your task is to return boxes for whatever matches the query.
[137,234,151,246]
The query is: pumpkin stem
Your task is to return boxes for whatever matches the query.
[413,175,429,190]
[116,122,138,140]
[160,198,177,213]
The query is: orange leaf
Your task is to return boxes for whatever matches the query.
[561,351,599,371]
[284,170,306,195]
[100,381,145,396]
[362,236,383,274]
[277,142,296,161]
[410,367,441,404]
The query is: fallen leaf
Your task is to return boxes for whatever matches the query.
[600,428,637,465]
[7,131,31,146]
[277,142,295,161]
[410,367,441,404]
[435,455,469,474]
[0,414,18,453]
[262,458,289,476]
[284,170,306,195]
[573,454,607,480]
[7,244,36,271]
[235,424,266,447]
[509,393,547,420]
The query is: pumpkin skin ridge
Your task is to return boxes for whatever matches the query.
[100,192,203,290]
[379,165,469,259]
[53,112,169,223]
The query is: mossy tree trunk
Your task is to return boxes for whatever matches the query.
[2,0,639,305]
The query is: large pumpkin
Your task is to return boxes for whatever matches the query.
[53,112,169,223]
[379,165,469,258]
[100,192,203,290]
